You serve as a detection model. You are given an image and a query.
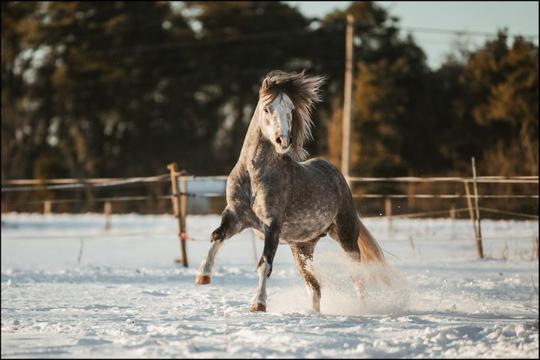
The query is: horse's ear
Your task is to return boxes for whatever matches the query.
[262,77,270,90]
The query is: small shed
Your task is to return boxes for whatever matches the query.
[183,176,227,214]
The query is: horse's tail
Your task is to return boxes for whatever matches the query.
[357,217,385,263]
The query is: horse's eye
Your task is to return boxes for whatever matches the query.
[264,108,269,114]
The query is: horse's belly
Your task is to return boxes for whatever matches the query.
[280,221,330,242]
[250,185,339,242]
[280,206,335,241]
[280,197,337,241]
[251,224,329,244]
[250,213,332,243]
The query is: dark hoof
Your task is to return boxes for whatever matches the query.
[195,274,211,285]
[249,303,266,312]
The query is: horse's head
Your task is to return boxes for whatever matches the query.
[259,92,294,155]
[258,70,325,159]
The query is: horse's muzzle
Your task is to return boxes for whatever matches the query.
[276,135,290,148]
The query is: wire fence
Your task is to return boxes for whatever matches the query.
[0,174,171,192]
[2,174,538,218]
[348,176,539,183]
[2,171,537,264]
[3,174,536,188]
[356,194,538,199]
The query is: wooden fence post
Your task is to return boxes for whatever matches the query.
[43,200,52,215]
[471,157,484,259]
[463,180,480,257]
[449,204,456,219]
[180,175,187,240]
[104,201,112,230]
[385,197,393,232]
[464,181,475,224]
[167,163,188,267]
[407,182,416,208]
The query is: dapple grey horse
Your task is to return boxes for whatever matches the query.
[196,70,385,312]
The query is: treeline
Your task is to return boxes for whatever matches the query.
[1,2,538,214]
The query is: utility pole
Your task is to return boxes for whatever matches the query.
[342,14,354,187]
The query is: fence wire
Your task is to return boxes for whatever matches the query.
[2,174,538,220]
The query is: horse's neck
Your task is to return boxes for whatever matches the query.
[238,105,278,167]
[238,108,260,158]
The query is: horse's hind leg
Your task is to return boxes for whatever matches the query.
[328,218,361,262]
[328,222,367,300]
[196,206,247,284]
[290,239,321,312]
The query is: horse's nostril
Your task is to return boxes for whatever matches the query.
[276,137,282,145]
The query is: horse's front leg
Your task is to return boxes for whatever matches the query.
[195,206,245,284]
[250,219,281,312]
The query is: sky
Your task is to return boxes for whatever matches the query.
[285,1,539,68]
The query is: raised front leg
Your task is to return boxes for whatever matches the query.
[195,207,244,285]
[195,241,223,284]
[250,220,281,312]
[211,206,245,242]
[290,240,321,312]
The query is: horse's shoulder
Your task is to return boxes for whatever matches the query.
[227,160,247,179]
[226,162,251,191]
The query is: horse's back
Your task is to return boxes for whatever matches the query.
[302,157,359,229]
[299,158,349,194]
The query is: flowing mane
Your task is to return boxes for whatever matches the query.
[259,70,325,161]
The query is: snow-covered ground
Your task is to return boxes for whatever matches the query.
[1,213,538,358]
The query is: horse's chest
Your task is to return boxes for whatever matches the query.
[248,174,287,215]
[249,187,282,222]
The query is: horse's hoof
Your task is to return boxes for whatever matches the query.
[249,303,266,312]
[195,274,211,285]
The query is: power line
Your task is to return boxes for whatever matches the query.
[12,21,537,84]
[11,10,539,62]
[46,26,342,58]
[401,25,539,40]
[13,61,346,99]
[30,22,540,65]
